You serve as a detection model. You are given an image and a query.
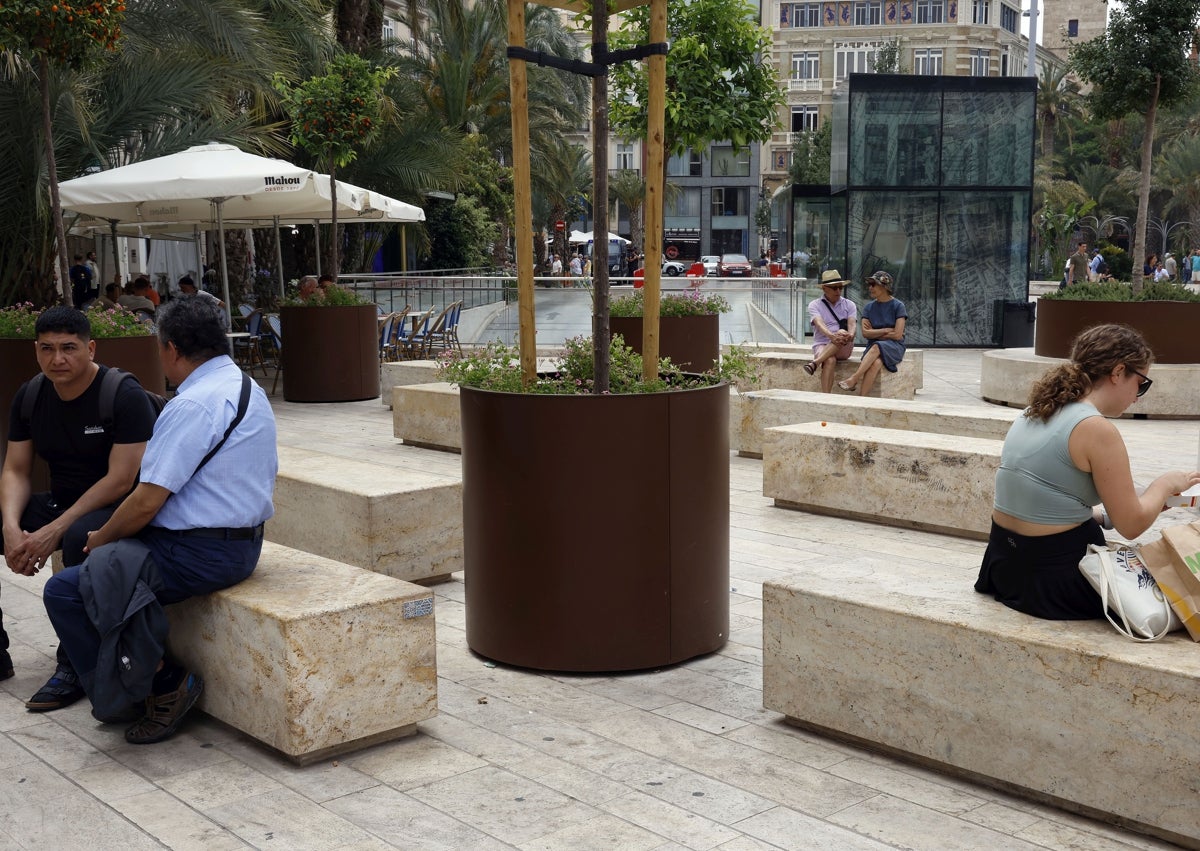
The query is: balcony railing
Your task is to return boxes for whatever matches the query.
[788,77,823,92]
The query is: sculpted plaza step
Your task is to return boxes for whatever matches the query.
[762,566,1200,850]
[271,445,463,584]
[167,541,437,764]
[733,389,1017,457]
[763,421,1000,539]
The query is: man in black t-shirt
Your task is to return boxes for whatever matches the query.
[0,307,155,708]
[69,255,94,308]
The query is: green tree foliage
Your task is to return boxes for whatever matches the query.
[1036,63,1080,165]
[1,0,126,302]
[423,193,498,270]
[276,53,394,275]
[789,119,831,184]
[1071,0,1200,290]
[608,0,784,157]
[1155,133,1200,249]
[609,169,646,254]
[872,38,906,74]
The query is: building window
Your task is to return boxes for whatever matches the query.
[787,2,822,26]
[711,146,751,177]
[1000,48,1009,76]
[665,187,701,217]
[616,143,635,171]
[913,48,942,75]
[382,18,394,40]
[854,0,883,25]
[712,188,748,217]
[916,0,944,23]
[790,51,820,80]
[791,106,820,133]
[667,150,703,177]
[835,42,879,80]
[1000,4,1018,33]
[971,0,988,24]
[969,48,990,76]
[1067,18,1079,36]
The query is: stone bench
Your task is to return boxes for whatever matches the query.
[762,421,1000,539]
[733,389,1018,457]
[750,349,922,399]
[730,342,924,389]
[167,541,437,765]
[270,446,462,584]
[380,360,441,409]
[393,382,461,452]
[763,570,1200,849]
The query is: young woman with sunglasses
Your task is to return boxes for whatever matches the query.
[975,324,1200,619]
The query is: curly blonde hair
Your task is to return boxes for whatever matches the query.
[1025,324,1152,421]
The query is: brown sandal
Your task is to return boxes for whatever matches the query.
[125,670,204,744]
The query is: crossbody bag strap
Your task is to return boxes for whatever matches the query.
[821,298,846,331]
[192,373,252,477]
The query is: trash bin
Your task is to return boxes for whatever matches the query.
[993,299,1036,347]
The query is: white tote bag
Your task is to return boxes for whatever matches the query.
[1078,543,1182,641]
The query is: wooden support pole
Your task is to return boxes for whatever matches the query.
[508,0,538,386]
[642,0,668,381]
[592,3,611,392]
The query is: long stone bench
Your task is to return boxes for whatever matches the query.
[167,541,437,765]
[763,569,1200,850]
[762,421,1000,539]
[750,350,922,399]
[380,360,441,409]
[730,342,923,389]
[733,389,1018,457]
[270,446,462,583]
[393,382,461,452]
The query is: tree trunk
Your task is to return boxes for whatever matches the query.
[252,227,280,307]
[591,4,611,393]
[1131,75,1160,294]
[336,0,381,53]
[41,56,71,305]
[1041,115,1055,162]
[222,228,251,304]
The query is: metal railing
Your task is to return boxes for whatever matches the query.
[751,277,816,342]
[340,271,515,315]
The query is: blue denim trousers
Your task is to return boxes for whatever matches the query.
[43,527,262,691]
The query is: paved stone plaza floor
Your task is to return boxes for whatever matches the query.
[0,349,1196,850]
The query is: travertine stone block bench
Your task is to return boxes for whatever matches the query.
[167,541,437,765]
[750,350,922,399]
[380,360,440,409]
[271,446,463,584]
[733,389,1018,457]
[762,421,1000,539]
[731,342,923,389]
[393,382,461,452]
[763,571,1200,850]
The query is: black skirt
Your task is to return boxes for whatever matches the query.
[974,519,1105,620]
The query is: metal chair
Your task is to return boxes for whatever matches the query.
[232,309,268,377]
[399,308,435,360]
[266,314,283,394]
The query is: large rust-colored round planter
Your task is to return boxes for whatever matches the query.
[609,314,720,372]
[1035,300,1200,364]
[0,334,164,479]
[460,380,730,672]
[279,304,380,402]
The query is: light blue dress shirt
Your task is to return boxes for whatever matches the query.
[141,355,277,530]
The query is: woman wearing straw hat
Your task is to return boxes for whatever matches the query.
[804,269,858,393]
[837,270,906,396]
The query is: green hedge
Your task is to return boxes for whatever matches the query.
[1040,280,1200,303]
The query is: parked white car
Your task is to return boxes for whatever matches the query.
[700,255,721,276]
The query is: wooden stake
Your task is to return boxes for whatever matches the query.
[508,0,538,386]
[642,0,668,381]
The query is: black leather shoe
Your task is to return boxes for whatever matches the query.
[26,664,86,712]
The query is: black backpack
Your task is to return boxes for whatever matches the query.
[20,368,166,432]
[19,368,250,475]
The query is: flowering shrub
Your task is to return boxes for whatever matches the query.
[610,288,731,318]
[437,335,758,395]
[0,0,125,66]
[0,302,152,339]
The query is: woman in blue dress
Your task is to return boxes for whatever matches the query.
[838,270,906,396]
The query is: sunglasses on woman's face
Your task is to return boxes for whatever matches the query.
[1129,367,1153,397]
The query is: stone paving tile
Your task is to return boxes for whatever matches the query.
[106,731,237,781]
[158,758,284,811]
[732,804,897,850]
[526,759,633,806]
[651,701,751,735]
[406,765,597,846]
[631,764,777,825]
[827,792,1048,850]
[517,812,666,851]
[596,789,741,850]
[720,723,861,771]
[6,718,112,773]
[344,732,489,789]
[322,783,511,850]
[825,757,990,816]
[213,738,380,804]
[207,786,375,849]
[713,836,787,851]
[110,788,251,850]
[67,756,159,802]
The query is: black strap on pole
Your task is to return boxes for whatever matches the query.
[506,41,667,79]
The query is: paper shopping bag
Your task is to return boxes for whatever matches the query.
[1139,519,1200,642]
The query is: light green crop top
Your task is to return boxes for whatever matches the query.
[993,401,1102,524]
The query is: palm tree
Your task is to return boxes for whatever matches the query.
[1036,64,1080,164]
[609,169,646,255]
[1155,133,1200,249]
[532,139,591,269]
[0,0,332,305]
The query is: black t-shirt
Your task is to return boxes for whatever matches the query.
[8,366,157,508]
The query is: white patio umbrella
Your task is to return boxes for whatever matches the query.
[59,143,375,321]
[568,230,629,245]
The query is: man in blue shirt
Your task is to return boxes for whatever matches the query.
[43,296,277,744]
